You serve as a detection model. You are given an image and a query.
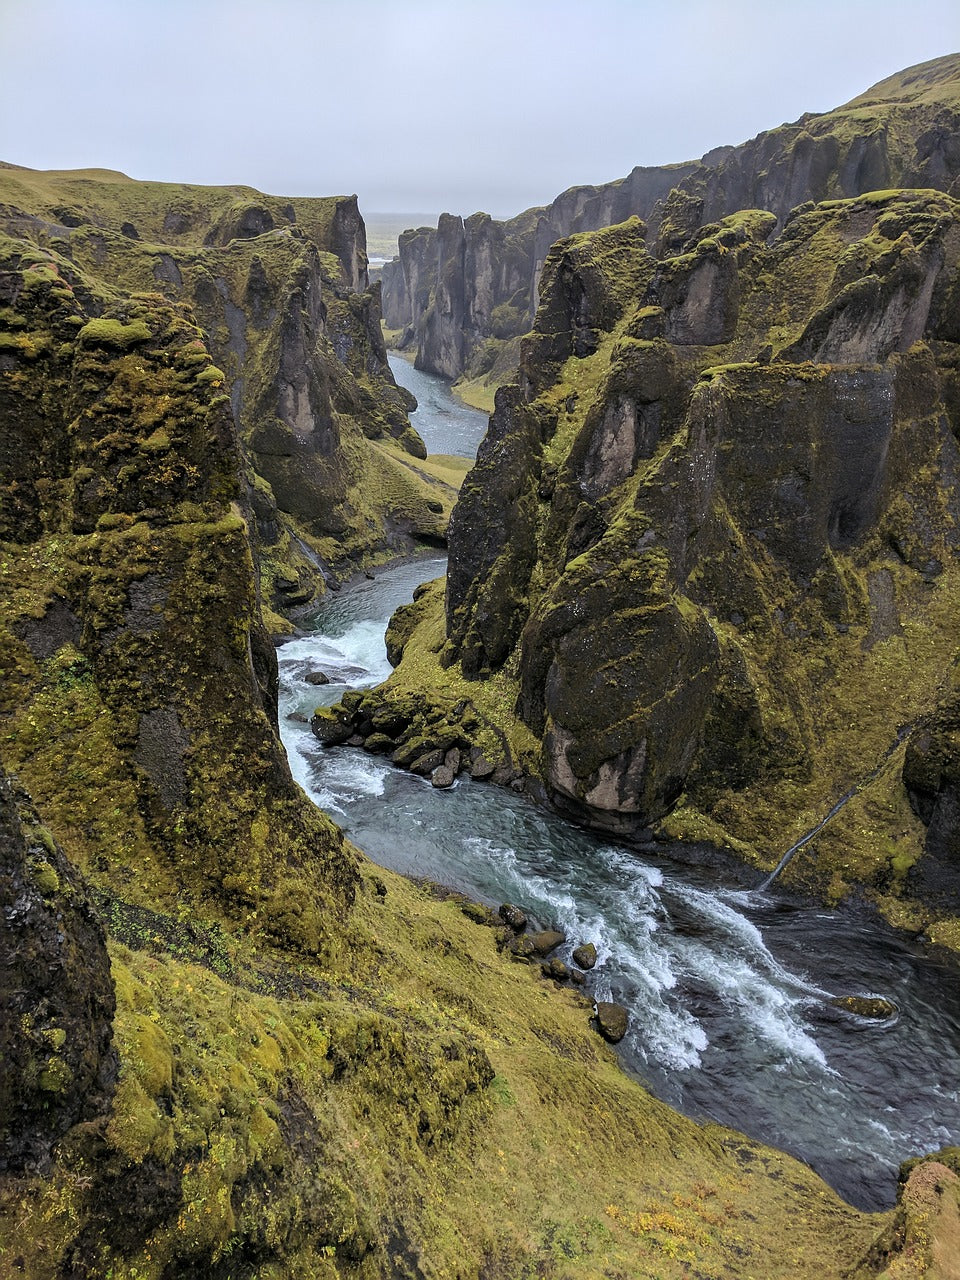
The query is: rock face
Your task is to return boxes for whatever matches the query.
[0,166,453,620]
[383,164,696,382]
[0,242,357,943]
[416,181,960,917]
[383,53,960,385]
[0,770,117,1172]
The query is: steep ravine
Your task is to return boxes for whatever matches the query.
[2,163,928,1280]
[283,548,960,1216]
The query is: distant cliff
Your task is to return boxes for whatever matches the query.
[383,53,960,391]
[0,166,461,621]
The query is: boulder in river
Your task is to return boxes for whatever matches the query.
[469,749,495,780]
[498,903,527,932]
[431,765,455,789]
[829,995,898,1020]
[572,942,598,970]
[310,706,354,745]
[305,670,330,685]
[526,929,566,956]
[411,749,446,776]
[594,1002,629,1043]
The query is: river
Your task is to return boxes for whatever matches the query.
[277,357,960,1213]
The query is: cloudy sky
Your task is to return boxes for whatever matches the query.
[1,0,957,219]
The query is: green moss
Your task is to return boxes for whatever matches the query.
[28,857,60,897]
[78,317,152,348]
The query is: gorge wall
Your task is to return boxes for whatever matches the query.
[382,53,960,392]
[375,183,960,943]
[0,165,462,624]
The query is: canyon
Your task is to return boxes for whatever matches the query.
[3,52,960,1280]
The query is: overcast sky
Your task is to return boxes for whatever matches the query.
[1,0,957,220]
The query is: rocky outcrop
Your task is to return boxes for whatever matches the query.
[0,166,453,620]
[383,163,696,382]
[0,244,357,939]
[383,53,960,387]
[382,185,960,927]
[0,770,117,1173]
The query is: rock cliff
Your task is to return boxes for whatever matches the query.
[383,53,960,395]
[0,166,459,622]
[377,185,960,943]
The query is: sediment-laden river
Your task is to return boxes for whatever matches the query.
[278,358,960,1213]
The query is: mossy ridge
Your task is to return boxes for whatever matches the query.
[0,241,357,952]
[0,168,455,623]
[0,164,355,281]
[384,55,960,395]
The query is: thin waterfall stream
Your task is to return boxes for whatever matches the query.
[277,357,960,1214]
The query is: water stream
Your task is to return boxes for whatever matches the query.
[277,359,960,1213]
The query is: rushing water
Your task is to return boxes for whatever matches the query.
[387,352,488,457]
[278,365,960,1214]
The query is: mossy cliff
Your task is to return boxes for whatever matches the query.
[382,54,960,395]
[375,189,960,953]
[0,164,460,623]
[0,175,931,1279]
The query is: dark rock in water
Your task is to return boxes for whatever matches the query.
[572,942,598,970]
[829,995,898,1020]
[346,734,365,747]
[431,765,455,789]
[498,902,527,932]
[305,670,329,685]
[542,958,570,982]
[363,733,395,754]
[410,749,445,776]
[569,969,587,987]
[594,1002,629,1043]
[470,750,495,780]
[286,711,309,724]
[310,706,354,745]
[444,747,462,775]
[526,929,565,956]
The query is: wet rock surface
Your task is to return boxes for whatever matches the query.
[0,771,117,1172]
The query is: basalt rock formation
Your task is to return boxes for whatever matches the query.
[0,165,459,622]
[382,54,960,396]
[376,185,960,943]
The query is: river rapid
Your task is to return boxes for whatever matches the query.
[278,357,960,1213]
